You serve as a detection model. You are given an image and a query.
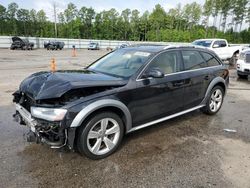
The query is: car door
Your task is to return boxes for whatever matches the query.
[129,50,186,127]
[180,49,212,110]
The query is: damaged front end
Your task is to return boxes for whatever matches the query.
[12,70,127,150]
[13,96,68,149]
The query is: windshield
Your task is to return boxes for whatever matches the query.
[88,49,152,78]
[192,40,212,47]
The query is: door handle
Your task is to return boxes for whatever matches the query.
[204,75,210,80]
[173,81,185,87]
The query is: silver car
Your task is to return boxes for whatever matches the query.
[88,42,100,50]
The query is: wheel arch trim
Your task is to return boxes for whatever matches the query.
[201,76,226,105]
[70,99,132,132]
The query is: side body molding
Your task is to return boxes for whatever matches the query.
[201,76,226,105]
[70,99,132,132]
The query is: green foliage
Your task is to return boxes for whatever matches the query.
[0,1,250,43]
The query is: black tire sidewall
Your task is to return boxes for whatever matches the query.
[205,86,225,115]
[77,112,124,160]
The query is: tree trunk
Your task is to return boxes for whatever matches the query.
[213,15,217,27]
[222,16,227,33]
[239,22,243,32]
[218,13,222,31]
[212,15,217,37]
[205,16,210,38]
[234,23,238,33]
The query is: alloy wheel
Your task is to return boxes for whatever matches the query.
[87,118,120,155]
[209,89,223,112]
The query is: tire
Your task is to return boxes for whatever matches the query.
[237,73,248,79]
[77,112,124,160]
[201,86,224,115]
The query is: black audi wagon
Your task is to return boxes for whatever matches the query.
[13,45,229,159]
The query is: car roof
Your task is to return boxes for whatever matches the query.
[125,45,168,53]
[194,38,226,41]
[124,44,207,53]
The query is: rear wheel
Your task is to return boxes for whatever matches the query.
[77,112,124,159]
[201,86,224,115]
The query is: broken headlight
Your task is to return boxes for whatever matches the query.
[31,107,67,121]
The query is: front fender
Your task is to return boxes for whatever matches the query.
[70,99,132,132]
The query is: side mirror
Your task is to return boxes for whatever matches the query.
[213,44,220,48]
[144,68,164,78]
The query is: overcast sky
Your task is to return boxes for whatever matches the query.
[1,0,248,30]
[1,0,205,17]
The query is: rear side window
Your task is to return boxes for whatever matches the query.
[200,52,221,67]
[213,40,227,47]
[181,50,206,70]
[148,51,180,74]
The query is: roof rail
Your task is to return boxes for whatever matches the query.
[130,43,168,47]
[164,45,206,50]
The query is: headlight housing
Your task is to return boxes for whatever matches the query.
[31,107,67,121]
[239,53,246,61]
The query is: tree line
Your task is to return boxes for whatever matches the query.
[1,1,250,43]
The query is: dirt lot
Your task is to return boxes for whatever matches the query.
[0,49,250,188]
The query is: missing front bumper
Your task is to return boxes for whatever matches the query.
[14,103,37,132]
[13,104,67,148]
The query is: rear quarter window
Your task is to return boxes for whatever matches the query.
[200,52,221,67]
[181,50,207,70]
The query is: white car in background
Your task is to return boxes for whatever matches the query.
[192,39,243,64]
[236,49,250,79]
[88,42,100,50]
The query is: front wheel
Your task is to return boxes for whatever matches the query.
[201,86,224,115]
[77,112,124,159]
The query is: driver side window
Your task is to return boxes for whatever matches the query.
[147,51,180,74]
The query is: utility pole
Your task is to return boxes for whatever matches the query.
[53,2,57,38]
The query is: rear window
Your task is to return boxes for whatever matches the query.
[200,52,221,67]
[181,50,206,70]
[192,40,212,47]
[213,40,227,47]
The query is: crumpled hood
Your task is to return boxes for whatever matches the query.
[19,70,127,100]
[12,36,23,43]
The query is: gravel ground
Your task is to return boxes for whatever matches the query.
[0,49,250,188]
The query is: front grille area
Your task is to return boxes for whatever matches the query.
[244,69,250,72]
[245,54,250,63]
